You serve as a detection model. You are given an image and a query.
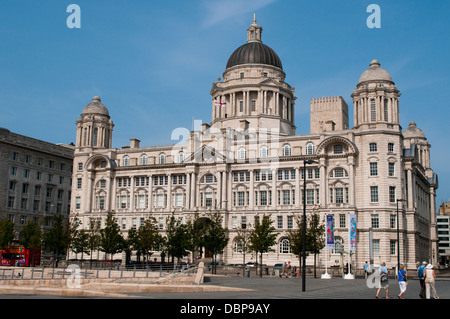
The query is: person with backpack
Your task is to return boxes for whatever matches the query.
[376,262,390,299]
[417,261,427,299]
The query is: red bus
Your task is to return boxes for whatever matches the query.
[0,247,41,267]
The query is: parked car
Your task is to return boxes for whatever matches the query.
[273,263,284,268]
[245,262,256,268]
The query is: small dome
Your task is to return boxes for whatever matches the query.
[82,96,109,116]
[358,59,393,84]
[403,121,426,139]
[226,42,282,70]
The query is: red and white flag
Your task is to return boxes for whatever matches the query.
[214,100,227,107]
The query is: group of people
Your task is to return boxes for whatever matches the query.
[374,261,439,299]
[281,261,299,278]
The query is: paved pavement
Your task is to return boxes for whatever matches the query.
[1,274,447,317]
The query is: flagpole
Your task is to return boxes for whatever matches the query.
[321,214,331,279]
[344,213,355,279]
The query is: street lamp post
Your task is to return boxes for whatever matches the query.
[302,159,318,292]
[396,199,406,272]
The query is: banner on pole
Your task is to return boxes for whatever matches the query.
[326,215,334,250]
[349,214,357,251]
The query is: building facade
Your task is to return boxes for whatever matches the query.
[0,127,74,235]
[70,18,439,270]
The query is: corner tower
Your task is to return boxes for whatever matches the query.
[75,96,114,151]
[351,59,401,131]
[210,16,296,136]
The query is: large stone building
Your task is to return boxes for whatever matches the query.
[0,127,74,235]
[70,17,439,270]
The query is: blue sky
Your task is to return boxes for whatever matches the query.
[1,0,449,206]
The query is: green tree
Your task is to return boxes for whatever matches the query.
[43,214,69,268]
[235,225,253,277]
[287,215,308,271]
[165,213,191,264]
[249,214,277,277]
[0,218,15,250]
[87,218,101,268]
[137,216,163,263]
[307,213,325,278]
[203,213,229,274]
[99,211,124,264]
[19,221,42,267]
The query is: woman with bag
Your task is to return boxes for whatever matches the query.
[376,262,390,299]
[397,264,407,299]
[424,264,439,299]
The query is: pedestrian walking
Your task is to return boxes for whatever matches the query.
[417,261,427,299]
[424,264,439,299]
[364,261,370,279]
[397,264,407,299]
[376,262,390,299]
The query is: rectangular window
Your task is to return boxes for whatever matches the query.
[389,186,396,203]
[238,192,245,206]
[75,197,81,209]
[277,216,283,229]
[370,99,376,122]
[77,178,82,189]
[370,186,378,203]
[33,200,40,211]
[390,214,396,229]
[369,143,378,152]
[371,214,379,229]
[251,100,256,111]
[260,191,267,206]
[287,216,293,229]
[239,101,244,112]
[334,145,343,154]
[339,214,346,228]
[390,240,397,255]
[120,195,128,209]
[122,218,127,230]
[388,143,394,153]
[373,239,380,255]
[306,189,314,205]
[370,162,378,176]
[335,188,344,203]
[156,194,164,208]
[282,190,291,205]
[137,195,145,209]
[173,194,182,207]
[205,192,213,207]
[389,163,395,176]
[7,196,15,208]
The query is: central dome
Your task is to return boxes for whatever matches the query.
[226,42,283,70]
[225,15,282,70]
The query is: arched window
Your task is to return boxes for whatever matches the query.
[233,238,243,253]
[282,144,291,156]
[305,142,314,155]
[158,153,166,164]
[329,167,348,178]
[279,238,291,254]
[237,147,246,160]
[140,154,147,165]
[259,146,268,158]
[122,156,130,167]
[177,151,185,163]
